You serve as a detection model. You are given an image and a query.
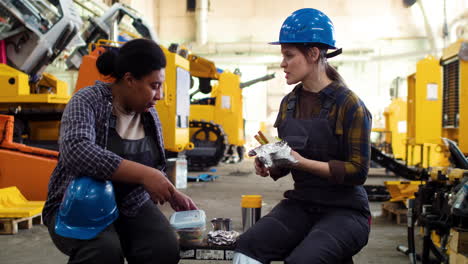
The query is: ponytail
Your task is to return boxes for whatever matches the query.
[325,63,346,86]
[319,49,346,86]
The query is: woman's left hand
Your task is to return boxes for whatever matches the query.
[169,190,198,211]
[289,150,303,168]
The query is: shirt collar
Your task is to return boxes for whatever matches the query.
[293,82,340,100]
[95,80,113,99]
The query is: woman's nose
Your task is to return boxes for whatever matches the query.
[155,89,163,100]
[280,59,287,68]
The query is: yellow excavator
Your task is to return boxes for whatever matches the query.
[0,0,84,149]
[0,0,84,200]
[186,54,275,170]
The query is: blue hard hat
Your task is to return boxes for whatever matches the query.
[55,177,118,240]
[270,8,337,49]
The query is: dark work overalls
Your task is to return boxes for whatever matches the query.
[236,86,370,264]
[47,113,179,264]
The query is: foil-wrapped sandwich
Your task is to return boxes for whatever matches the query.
[207,230,240,246]
[248,135,298,168]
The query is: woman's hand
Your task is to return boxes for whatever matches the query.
[143,169,175,205]
[289,150,304,168]
[169,190,198,211]
[254,158,270,177]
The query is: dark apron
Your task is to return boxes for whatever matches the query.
[107,114,161,205]
[278,87,369,214]
[235,87,370,263]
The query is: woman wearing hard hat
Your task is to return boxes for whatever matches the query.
[42,39,197,264]
[234,8,371,264]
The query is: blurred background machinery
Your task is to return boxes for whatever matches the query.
[186,54,275,170]
[370,38,468,263]
[0,0,83,149]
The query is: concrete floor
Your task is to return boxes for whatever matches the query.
[0,159,413,264]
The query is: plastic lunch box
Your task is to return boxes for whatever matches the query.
[169,210,206,245]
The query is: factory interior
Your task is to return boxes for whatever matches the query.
[1,0,468,263]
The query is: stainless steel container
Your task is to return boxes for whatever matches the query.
[241,207,261,232]
[241,195,262,232]
[211,218,232,231]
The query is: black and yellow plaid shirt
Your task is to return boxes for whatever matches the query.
[274,82,372,185]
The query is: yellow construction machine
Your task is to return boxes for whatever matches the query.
[186,54,275,170]
[70,2,194,155]
[372,55,451,173]
[75,39,193,154]
[0,0,84,149]
[0,0,191,198]
[405,55,450,168]
[377,39,468,170]
[0,0,84,200]
[440,39,468,154]
[372,39,468,263]
[371,42,468,203]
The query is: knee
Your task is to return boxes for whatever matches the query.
[285,230,340,264]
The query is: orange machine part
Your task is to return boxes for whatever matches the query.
[74,47,115,93]
[0,115,58,200]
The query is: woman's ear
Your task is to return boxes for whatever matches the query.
[308,47,320,63]
[122,72,135,86]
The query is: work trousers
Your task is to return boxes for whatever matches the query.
[47,200,180,264]
[235,199,370,264]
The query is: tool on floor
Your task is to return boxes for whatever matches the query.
[187,174,219,182]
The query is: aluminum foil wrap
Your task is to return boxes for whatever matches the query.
[207,230,240,246]
[248,141,298,168]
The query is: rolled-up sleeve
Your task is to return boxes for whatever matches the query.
[59,92,122,180]
[329,97,372,186]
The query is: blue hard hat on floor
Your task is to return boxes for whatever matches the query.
[55,177,118,240]
[270,8,337,49]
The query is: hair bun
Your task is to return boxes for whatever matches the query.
[96,50,117,76]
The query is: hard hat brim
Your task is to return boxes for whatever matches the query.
[55,210,118,240]
[268,41,337,50]
[268,41,281,45]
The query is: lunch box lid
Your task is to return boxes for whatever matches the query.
[169,209,206,229]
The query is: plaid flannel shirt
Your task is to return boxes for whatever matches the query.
[42,81,166,225]
[274,82,372,185]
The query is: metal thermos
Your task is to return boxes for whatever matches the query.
[241,195,262,232]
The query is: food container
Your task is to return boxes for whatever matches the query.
[170,210,206,246]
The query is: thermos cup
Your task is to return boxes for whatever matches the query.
[241,195,262,232]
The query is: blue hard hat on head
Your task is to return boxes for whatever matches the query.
[55,177,118,240]
[270,8,337,49]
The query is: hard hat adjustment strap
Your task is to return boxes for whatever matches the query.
[325,48,342,59]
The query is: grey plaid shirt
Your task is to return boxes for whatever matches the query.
[42,81,166,226]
